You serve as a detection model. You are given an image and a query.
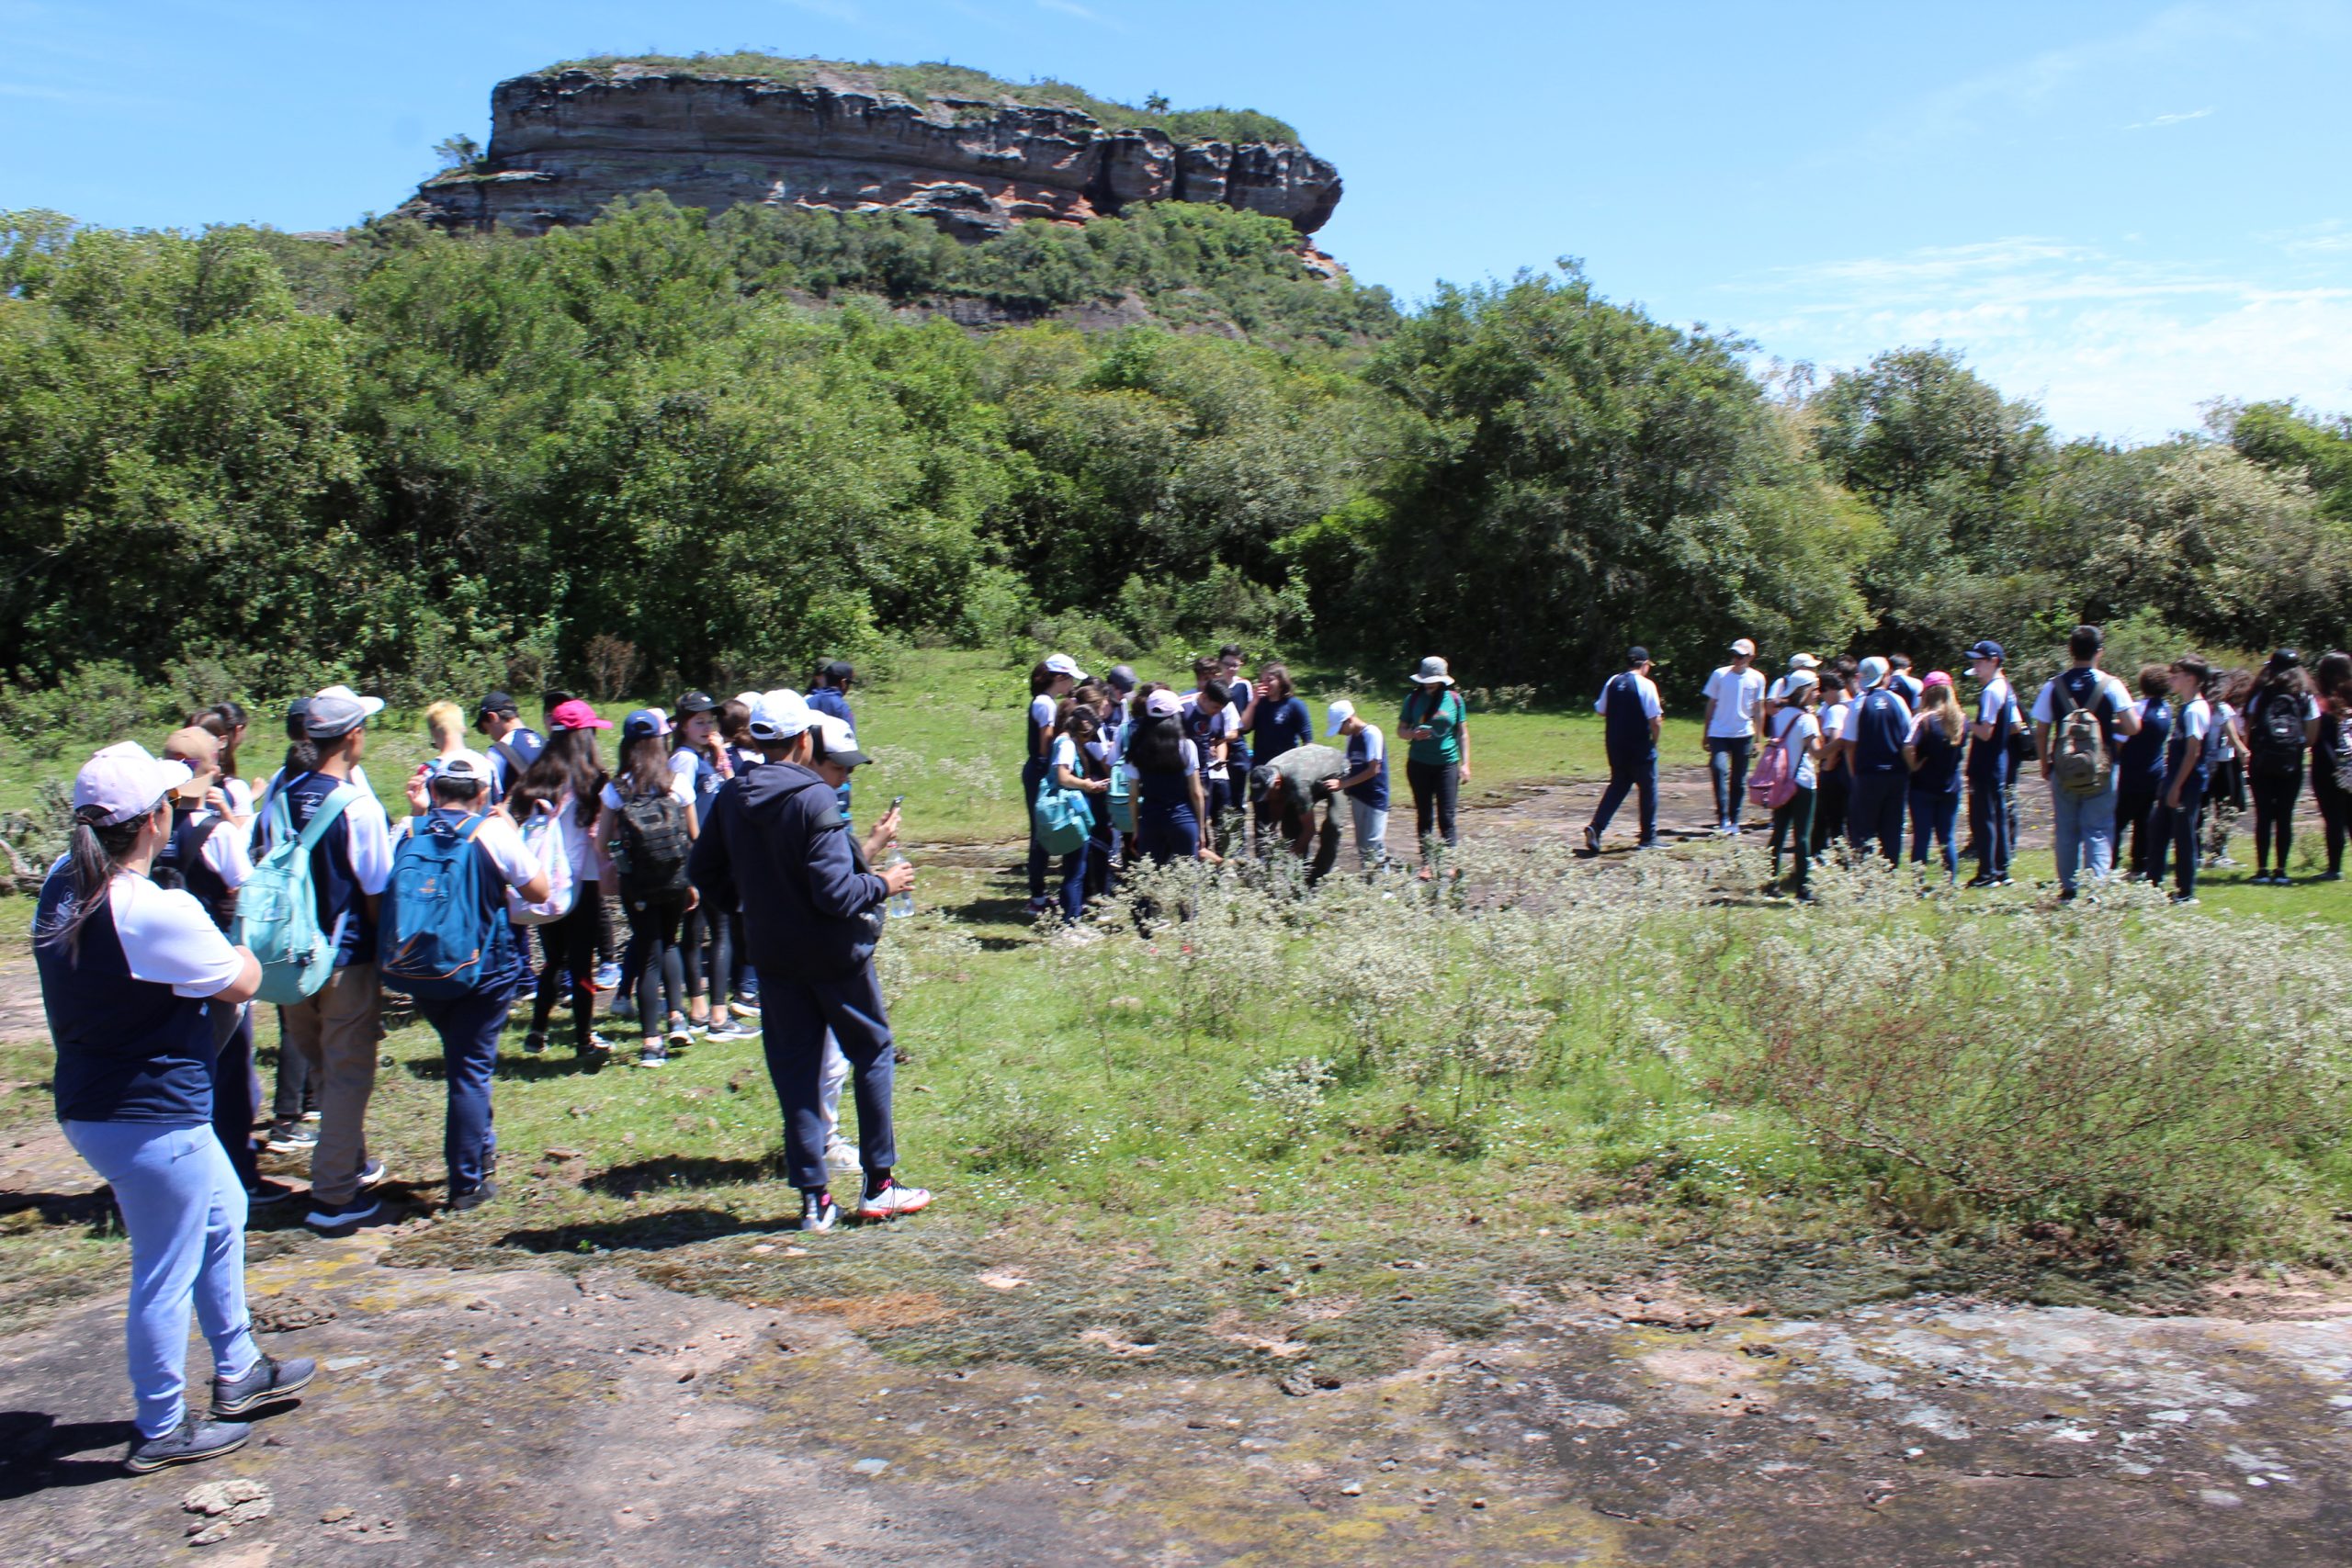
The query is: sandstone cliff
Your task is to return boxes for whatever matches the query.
[401,60,1341,240]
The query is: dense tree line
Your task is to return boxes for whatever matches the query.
[2,197,2346,712]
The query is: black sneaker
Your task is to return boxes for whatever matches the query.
[800,1190,840,1234]
[523,1031,548,1055]
[303,1192,381,1231]
[1581,825,1601,855]
[124,1415,249,1473]
[244,1179,298,1210]
[264,1122,316,1154]
[212,1353,316,1417]
[447,1179,497,1213]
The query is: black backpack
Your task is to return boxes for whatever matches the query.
[614,788,691,901]
[2248,691,2309,781]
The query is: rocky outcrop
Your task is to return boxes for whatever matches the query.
[401,65,1342,240]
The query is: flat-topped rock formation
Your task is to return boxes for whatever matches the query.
[400,60,1342,240]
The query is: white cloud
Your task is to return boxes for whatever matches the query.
[2123,106,2214,130]
[1036,0,1125,29]
[1729,236,2352,441]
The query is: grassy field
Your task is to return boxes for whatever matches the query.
[6,647,2352,1368]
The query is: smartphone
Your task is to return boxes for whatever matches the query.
[891,795,905,810]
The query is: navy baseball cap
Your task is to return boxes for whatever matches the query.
[1964,640,2006,662]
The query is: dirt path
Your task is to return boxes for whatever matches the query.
[6,1229,2352,1564]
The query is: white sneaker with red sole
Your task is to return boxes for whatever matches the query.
[856,1179,933,1222]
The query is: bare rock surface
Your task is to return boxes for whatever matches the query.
[401,65,1342,240]
[6,1228,2352,1563]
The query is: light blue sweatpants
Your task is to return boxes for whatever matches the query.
[63,1121,258,1438]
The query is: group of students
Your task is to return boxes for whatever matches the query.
[1588,626,2352,903]
[33,671,922,1472]
[1015,648,1476,922]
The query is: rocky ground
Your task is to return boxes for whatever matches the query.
[6,768,2349,1564]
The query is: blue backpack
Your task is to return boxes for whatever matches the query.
[1032,771,1091,855]
[379,813,509,998]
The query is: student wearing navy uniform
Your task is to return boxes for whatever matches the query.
[2243,649,2323,885]
[2149,657,2214,903]
[1023,655,1085,914]
[1324,699,1391,868]
[154,726,288,1210]
[35,743,316,1473]
[1962,641,2021,888]
[255,687,396,1232]
[1844,657,1914,865]
[1585,647,1664,853]
[1902,672,1967,883]
[2114,665,2174,882]
[392,752,550,1210]
[1766,671,1825,898]
[474,691,545,805]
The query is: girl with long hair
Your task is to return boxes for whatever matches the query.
[2243,649,2321,884]
[513,709,614,1061]
[1903,672,1967,883]
[669,694,740,1035]
[596,711,699,1067]
[1047,702,1109,921]
[1023,655,1083,914]
[192,701,252,821]
[2312,651,2352,880]
[1766,672,1823,898]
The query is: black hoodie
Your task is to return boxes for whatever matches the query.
[689,760,887,984]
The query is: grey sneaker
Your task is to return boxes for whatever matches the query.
[212,1352,316,1417]
[638,1043,668,1069]
[801,1190,839,1233]
[265,1122,316,1154]
[125,1415,250,1473]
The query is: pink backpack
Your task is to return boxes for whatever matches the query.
[1747,729,1798,811]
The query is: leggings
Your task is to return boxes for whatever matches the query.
[1769,785,1815,896]
[589,880,617,966]
[2117,781,2163,880]
[1406,758,1460,859]
[529,899,601,1050]
[207,1003,259,1191]
[1811,769,1849,856]
[2251,766,2302,874]
[682,904,732,1010]
[1022,756,1050,899]
[2313,767,2350,875]
[624,892,688,1036]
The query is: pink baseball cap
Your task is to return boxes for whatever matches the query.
[1144,690,1182,719]
[548,698,612,731]
[1923,671,1954,691]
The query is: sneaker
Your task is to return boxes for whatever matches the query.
[211,1352,316,1417]
[300,1109,321,1123]
[823,1136,860,1174]
[1025,896,1051,916]
[265,1122,316,1154]
[2170,894,2201,906]
[581,1032,616,1055]
[608,995,638,1021]
[1634,838,1663,852]
[2320,871,2345,882]
[447,1179,497,1213]
[124,1415,249,1473]
[800,1190,840,1233]
[2211,855,2240,868]
[303,1192,380,1231]
[666,1021,695,1051]
[243,1179,298,1210]
[707,1019,754,1042]
[855,1179,933,1222]
[729,1000,762,1019]
[523,1030,548,1055]
[356,1157,389,1190]
[686,1011,712,1034]
[1581,825,1601,855]
[593,962,624,991]
[638,1043,668,1069]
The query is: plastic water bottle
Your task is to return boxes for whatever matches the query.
[884,851,915,919]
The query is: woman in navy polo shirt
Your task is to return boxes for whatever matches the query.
[34,743,316,1472]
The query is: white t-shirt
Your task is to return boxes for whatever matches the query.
[192,807,254,888]
[1702,665,1766,739]
[2211,702,2239,760]
[1595,672,1663,719]
[1122,739,1200,784]
[1029,694,1057,749]
[339,785,395,897]
[526,796,596,884]
[1050,734,1082,775]
[1771,707,1821,790]
[2177,697,2212,750]
[1820,699,1850,746]
[107,872,244,998]
[1351,722,1387,772]
[220,778,255,819]
[600,772,695,813]
[2030,670,2135,728]
[1975,675,2015,729]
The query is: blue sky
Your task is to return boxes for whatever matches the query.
[5,0,2346,440]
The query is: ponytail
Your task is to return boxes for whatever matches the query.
[36,807,145,962]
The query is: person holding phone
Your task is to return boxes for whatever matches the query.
[1397,656,1471,878]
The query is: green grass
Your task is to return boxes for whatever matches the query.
[540,53,1304,147]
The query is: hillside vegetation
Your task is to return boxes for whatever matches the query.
[542,52,1303,147]
[2,196,2349,712]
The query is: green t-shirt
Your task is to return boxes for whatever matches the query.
[1398,688,1466,766]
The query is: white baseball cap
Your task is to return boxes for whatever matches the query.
[1044,652,1089,681]
[731,691,763,711]
[1786,652,1818,671]
[429,749,494,785]
[748,688,812,741]
[1729,638,1757,658]
[1325,699,1356,737]
[812,715,870,767]
[73,742,192,827]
